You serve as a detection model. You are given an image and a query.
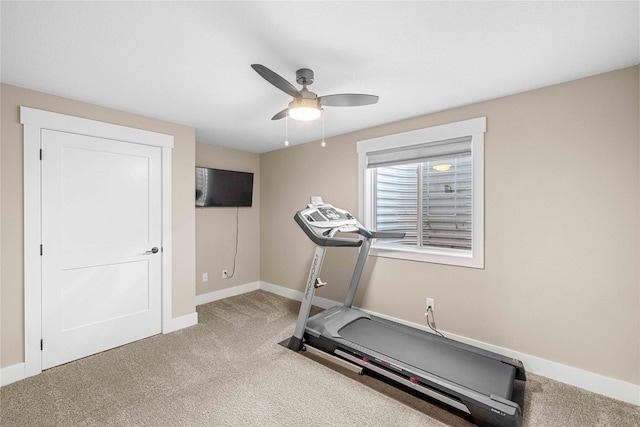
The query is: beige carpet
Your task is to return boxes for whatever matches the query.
[1,290,639,426]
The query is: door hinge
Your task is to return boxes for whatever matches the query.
[40,339,43,351]
[40,245,43,256]
[39,149,42,160]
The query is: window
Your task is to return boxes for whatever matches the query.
[357,117,486,268]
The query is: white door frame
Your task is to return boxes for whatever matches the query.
[21,106,174,378]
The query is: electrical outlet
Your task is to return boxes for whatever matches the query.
[426,298,435,311]
[222,270,228,279]
[202,273,208,283]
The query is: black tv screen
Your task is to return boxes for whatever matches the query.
[195,167,254,207]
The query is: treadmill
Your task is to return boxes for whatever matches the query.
[282,197,526,427]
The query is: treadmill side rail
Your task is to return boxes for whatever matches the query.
[335,349,471,414]
[335,348,523,427]
[305,345,363,374]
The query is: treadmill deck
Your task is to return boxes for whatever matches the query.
[337,317,516,399]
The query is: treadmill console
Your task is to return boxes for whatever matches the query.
[294,197,367,247]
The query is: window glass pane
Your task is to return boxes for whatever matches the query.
[422,156,472,249]
[374,164,417,245]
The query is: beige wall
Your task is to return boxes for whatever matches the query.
[261,66,640,386]
[195,143,260,295]
[0,84,197,368]
[2,67,638,389]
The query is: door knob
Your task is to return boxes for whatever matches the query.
[144,247,159,254]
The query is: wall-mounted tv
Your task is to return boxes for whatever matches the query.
[195,167,254,207]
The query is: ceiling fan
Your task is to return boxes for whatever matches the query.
[251,64,379,121]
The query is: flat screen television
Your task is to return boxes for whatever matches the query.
[195,167,254,207]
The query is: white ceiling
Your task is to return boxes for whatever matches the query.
[2,1,638,153]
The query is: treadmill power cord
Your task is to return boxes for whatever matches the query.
[425,307,444,338]
[226,207,240,279]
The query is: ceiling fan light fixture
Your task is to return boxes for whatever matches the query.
[288,98,321,121]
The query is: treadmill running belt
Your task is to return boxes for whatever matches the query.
[339,318,516,399]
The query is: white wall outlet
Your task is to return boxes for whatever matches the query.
[426,298,435,311]
[202,273,208,283]
[222,270,228,279]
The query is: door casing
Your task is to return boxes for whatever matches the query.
[21,106,174,378]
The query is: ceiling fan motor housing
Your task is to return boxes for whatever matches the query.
[296,68,314,86]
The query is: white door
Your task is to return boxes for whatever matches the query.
[41,129,162,369]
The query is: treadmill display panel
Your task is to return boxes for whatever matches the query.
[318,207,346,221]
[308,211,325,222]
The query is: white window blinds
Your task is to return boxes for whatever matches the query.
[366,136,472,168]
[374,164,418,245]
[422,156,472,249]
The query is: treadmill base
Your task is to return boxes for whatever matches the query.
[304,331,524,427]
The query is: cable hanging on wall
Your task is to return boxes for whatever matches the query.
[226,207,240,279]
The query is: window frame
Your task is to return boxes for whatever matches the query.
[357,117,486,269]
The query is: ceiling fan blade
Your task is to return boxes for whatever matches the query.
[251,64,301,98]
[271,108,288,120]
[319,94,379,107]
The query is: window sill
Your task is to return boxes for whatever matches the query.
[370,244,484,269]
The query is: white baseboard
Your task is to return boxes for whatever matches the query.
[259,281,336,309]
[195,281,261,306]
[255,281,640,406]
[0,362,25,387]
[163,312,199,334]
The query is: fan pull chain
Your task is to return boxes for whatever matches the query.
[320,112,326,148]
[284,113,290,147]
